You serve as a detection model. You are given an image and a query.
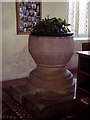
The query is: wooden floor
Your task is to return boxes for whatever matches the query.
[2,77,29,89]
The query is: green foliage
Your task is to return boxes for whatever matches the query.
[32,17,71,34]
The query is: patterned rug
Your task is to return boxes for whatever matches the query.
[2,90,35,120]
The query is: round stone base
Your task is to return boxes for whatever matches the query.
[25,66,75,119]
[26,66,75,102]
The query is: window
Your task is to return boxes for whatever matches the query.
[68,0,88,37]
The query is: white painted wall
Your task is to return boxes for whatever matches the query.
[0,2,2,117]
[2,2,36,81]
[2,2,90,81]
[88,2,90,36]
[0,1,2,81]
[42,2,68,20]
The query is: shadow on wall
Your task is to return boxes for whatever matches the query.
[2,46,36,81]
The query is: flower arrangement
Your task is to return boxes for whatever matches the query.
[31,17,73,36]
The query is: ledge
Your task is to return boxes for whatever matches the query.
[74,37,90,41]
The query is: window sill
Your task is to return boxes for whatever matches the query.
[74,37,90,41]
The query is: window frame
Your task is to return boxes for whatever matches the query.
[68,0,88,37]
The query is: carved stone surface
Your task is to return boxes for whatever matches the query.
[11,35,75,119]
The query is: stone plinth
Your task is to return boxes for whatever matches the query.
[11,35,75,119]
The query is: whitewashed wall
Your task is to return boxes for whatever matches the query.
[42,2,68,20]
[88,2,90,36]
[2,2,35,81]
[0,2,2,81]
